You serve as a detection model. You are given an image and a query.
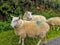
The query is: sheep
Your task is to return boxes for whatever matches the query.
[23,11,47,22]
[47,17,60,30]
[11,16,50,45]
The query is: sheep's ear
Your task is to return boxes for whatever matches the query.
[10,15,14,18]
[18,16,21,19]
[19,16,20,19]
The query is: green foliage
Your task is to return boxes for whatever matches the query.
[41,9,58,19]
[0,1,23,22]
[0,2,13,15]
[13,7,22,16]
[0,21,13,33]
[47,29,60,39]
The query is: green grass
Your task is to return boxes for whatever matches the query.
[0,29,60,45]
[47,29,60,40]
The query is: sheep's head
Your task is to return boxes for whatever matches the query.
[11,16,20,28]
[25,11,32,20]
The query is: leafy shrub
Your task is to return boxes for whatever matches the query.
[0,21,13,33]
[41,9,58,19]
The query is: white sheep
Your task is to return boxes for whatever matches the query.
[23,11,47,22]
[47,17,60,30]
[11,16,50,45]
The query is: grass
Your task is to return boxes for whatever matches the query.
[0,29,60,45]
[47,29,60,40]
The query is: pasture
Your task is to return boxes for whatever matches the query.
[0,29,60,45]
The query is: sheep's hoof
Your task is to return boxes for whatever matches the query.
[42,43,45,45]
[42,43,46,45]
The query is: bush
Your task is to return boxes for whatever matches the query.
[0,21,13,33]
[41,9,58,19]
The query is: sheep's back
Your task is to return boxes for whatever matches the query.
[22,21,49,38]
[47,17,60,26]
[32,15,46,22]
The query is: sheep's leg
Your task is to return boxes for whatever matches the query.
[22,38,24,45]
[37,39,41,45]
[50,25,53,30]
[44,37,47,44]
[42,37,47,45]
[57,27,60,31]
[52,25,55,30]
[18,36,21,44]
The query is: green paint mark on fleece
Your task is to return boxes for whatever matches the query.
[36,20,41,26]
